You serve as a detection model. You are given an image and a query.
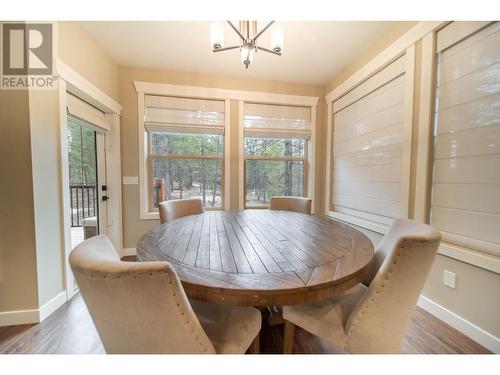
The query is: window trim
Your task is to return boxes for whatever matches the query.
[415,22,500,274]
[238,100,317,212]
[324,46,416,234]
[324,21,499,273]
[135,82,319,220]
[137,92,229,220]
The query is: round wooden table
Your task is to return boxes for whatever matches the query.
[137,210,374,307]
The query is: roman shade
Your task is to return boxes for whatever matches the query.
[67,93,109,131]
[244,103,311,138]
[330,54,409,228]
[144,95,225,134]
[431,21,500,256]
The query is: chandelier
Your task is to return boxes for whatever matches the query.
[210,21,284,69]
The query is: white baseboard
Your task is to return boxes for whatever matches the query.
[417,295,500,353]
[0,308,39,326]
[0,291,67,327]
[122,247,137,256]
[39,291,67,322]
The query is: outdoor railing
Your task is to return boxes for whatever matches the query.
[70,184,97,227]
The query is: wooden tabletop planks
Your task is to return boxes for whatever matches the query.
[136,210,374,306]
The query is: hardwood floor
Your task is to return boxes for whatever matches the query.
[0,293,490,354]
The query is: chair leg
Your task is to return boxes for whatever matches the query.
[248,333,260,354]
[283,320,295,354]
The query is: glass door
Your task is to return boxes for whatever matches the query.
[67,115,108,291]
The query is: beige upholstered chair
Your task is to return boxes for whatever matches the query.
[282,219,441,354]
[269,196,312,214]
[69,235,261,354]
[158,198,204,224]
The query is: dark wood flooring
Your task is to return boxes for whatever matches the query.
[0,292,490,354]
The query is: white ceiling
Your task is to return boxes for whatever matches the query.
[81,21,394,85]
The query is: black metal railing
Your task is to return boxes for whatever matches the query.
[70,184,97,227]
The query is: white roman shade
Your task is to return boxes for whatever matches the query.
[67,94,109,131]
[144,95,225,134]
[330,54,410,228]
[244,103,311,138]
[431,22,500,256]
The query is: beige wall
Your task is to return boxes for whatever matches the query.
[58,22,120,101]
[323,21,500,340]
[0,21,120,317]
[350,225,500,339]
[118,66,325,248]
[423,256,500,337]
[324,22,418,94]
[0,90,39,312]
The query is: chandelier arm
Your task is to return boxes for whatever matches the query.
[256,45,282,56]
[213,45,241,52]
[226,21,246,41]
[252,21,275,42]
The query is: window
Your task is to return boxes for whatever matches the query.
[144,95,225,210]
[431,22,500,257]
[327,52,414,232]
[243,103,311,207]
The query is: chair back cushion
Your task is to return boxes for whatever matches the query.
[345,219,441,353]
[158,198,204,224]
[69,235,215,353]
[269,196,312,214]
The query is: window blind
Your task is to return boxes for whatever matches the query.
[67,93,109,131]
[431,22,500,256]
[144,95,225,134]
[331,55,407,226]
[244,103,311,138]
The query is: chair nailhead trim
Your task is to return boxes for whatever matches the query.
[344,249,402,351]
[82,269,213,352]
[168,275,212,353]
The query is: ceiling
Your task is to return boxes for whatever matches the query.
[81,21,394,85]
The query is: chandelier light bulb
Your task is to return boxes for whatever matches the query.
[240,44,254,69]
[271,25,284,54]
[210,22,224,50]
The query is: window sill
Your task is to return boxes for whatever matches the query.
[438,242,500,275]
[141,206,224,220]
[325,210,390,235]
[325,211,500,275]
[140,211,160,220]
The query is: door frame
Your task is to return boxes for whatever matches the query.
[57,60,122,301]
[95,131,108,236]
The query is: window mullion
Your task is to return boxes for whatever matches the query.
[151,153,223,160]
